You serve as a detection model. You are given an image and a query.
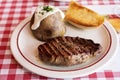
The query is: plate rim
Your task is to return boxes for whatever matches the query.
[10,16,119,78]
[17,20,112,72]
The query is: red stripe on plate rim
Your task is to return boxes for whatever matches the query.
[16,21,112,72]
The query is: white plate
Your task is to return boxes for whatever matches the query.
[10,15,118,78]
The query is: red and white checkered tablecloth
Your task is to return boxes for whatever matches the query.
[0,0,120,80]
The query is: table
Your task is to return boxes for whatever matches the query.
[0,0,120,80]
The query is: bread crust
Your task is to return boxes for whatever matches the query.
[108,18,120,33]
[64,1,104,28]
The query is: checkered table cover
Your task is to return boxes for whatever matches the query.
[0,0,120,80]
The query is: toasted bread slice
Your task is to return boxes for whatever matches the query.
[64,1,104,28]
[108,18,120,33]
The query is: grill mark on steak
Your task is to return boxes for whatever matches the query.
[66,37,86,55]
[76,37,86,45]
[38,45,45,55]
[38,36,102,66]
[46,43,58,56]
[40,45,53,60]
[52,38,70,57]
[66,36,74,43]
[61,37,76,54]
[75,37,92,55]
[59,42,73,55]
[58,37,74,55]
[50,41,65,57]
[39,44,56,63]
[42,44,53,56]
[57,37,65,42]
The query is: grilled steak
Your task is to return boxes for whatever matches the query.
[38,36,102,66]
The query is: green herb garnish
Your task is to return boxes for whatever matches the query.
[43,6,53,12]
[39,11,44,15]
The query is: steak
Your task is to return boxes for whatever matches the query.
[38,36,102,66]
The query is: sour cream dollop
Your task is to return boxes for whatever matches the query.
[31,5,64,30]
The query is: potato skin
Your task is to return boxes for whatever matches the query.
[30,12,66,41]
